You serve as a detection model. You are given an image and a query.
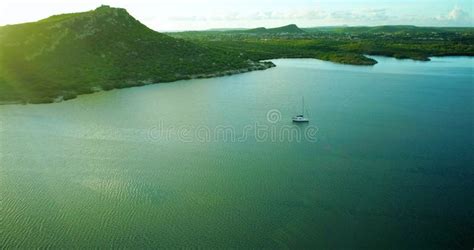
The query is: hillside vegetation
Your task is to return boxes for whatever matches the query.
[0,6,273,103]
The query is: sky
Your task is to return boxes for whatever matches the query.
[0,0,472,31]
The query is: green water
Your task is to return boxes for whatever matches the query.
[0,57,473,248]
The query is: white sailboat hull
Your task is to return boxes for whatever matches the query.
[292,116,309,122]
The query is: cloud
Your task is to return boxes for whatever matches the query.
[435,5,472,25]
[330,8,389,22]
[446,6,470,21]
[170,8,329,22]
[281,9,328,20]
[170,16,208,21]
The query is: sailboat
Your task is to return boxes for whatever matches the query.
[292,96,309,122]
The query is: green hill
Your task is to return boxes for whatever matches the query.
[302,25,473,34]
[0,5,273,104]
[243,24,306,34]
[267,24,306,34]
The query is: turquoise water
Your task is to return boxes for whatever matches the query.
[0,56,473,248]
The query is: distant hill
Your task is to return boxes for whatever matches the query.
[206,28,247,32]
[243,24,306,34]
[0,5,273,103]
[302,25,473,34]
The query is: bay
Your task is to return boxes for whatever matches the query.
[0,56,473,248]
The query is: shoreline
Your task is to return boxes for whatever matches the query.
[1,54,472,106]
[0,61,276,106]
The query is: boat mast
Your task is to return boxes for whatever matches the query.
[302,96,305,116]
